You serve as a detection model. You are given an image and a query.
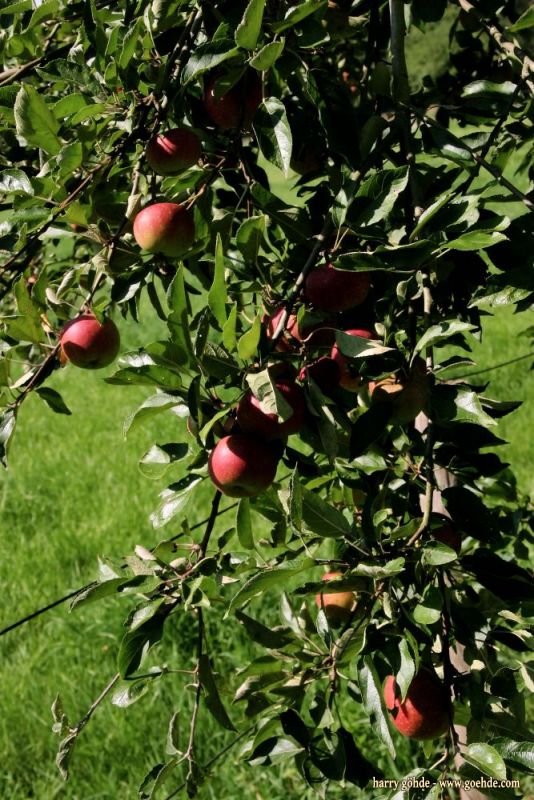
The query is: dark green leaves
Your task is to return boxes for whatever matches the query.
[14,84,61,155]
[208,235,227,327]
[199,655,236,731]
[182,39,240,85]
[235,0,265,50]
[463,743,507,781]
[118,613,167,678]
[357,657,395,757]
[253,98,293,176]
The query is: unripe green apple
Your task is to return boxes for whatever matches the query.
[315,571,355,625]
[383,670,449,740]
[236,380,306,440]
[203,70,262,131]
[304,263,371,312]
[330,328,376,392]
[208,434,279,497]
[133,202,195,258]
[60,315,120,369]
[145,127,202,175]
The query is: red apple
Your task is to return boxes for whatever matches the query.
[299,357,340,394]
[384,670,449,740]
[369,359,429,424]
[432,523,462,554]
[133,202,195,258]
[203,70,262,131]
[236,380,306,440]
[145,127,202,175]
[315,571,355,625]
[208,434,279,497]
[331,328,376,392]
[303,263,371,312]
[60,315,120,369]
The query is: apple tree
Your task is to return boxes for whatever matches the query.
[0,0,533,798]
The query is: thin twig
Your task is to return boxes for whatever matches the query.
[163,724,256,800]
[72,673,120,734]
[407,103,534,213]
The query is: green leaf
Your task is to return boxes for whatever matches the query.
[237,314,262,360]
[139,443,189,480]
[272,0,327,32]
[510,5,534,31]
[57,141,83,180]
[432,385,497,427]
[301,488,351,538]
[0,408,17,468]
[0,1,32,14]
[70,577,140,611]
[446,231,507,251]
[118,615,166,678]
[208,234,227,327]
[167,266,193,364]
[150,475,203,529]
[36,387,71,416]
[349,558,404,578]
[124,393,188,438]
[236,498,254,548]
[352,167,408,228]
[235,610,293,648]
[334,330,391,358]
[235,0,265,50]
[413,586,442,625]
[222,302,238,352]
[253,98,293,176]
[198,654,236,731]
[182,39,240,84]
[227,560,314,615]
[26,0,59,30]
[14,84,61,155]
[0,169,33,195]
[236,214,266,262]
[112,680,150,708]
[358,656,395,757]
[119,17,145,69]
[414,321,475,354]
[250,39,285,70]
[422,542,458,566]
[491,738,534,772]
[396,639,415,701]
[463,743,507,781]
[288,467,303,531]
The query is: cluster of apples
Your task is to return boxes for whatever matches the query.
[59,71,263,368]
[208,258,430,498]
[133,70,262,260]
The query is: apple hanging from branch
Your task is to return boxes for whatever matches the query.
[208,434,280,497]
[303,263,371,312]
[60,315,120,370]
[383,670,449,740]
[145,128,202,175]
[133,202,195,258]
